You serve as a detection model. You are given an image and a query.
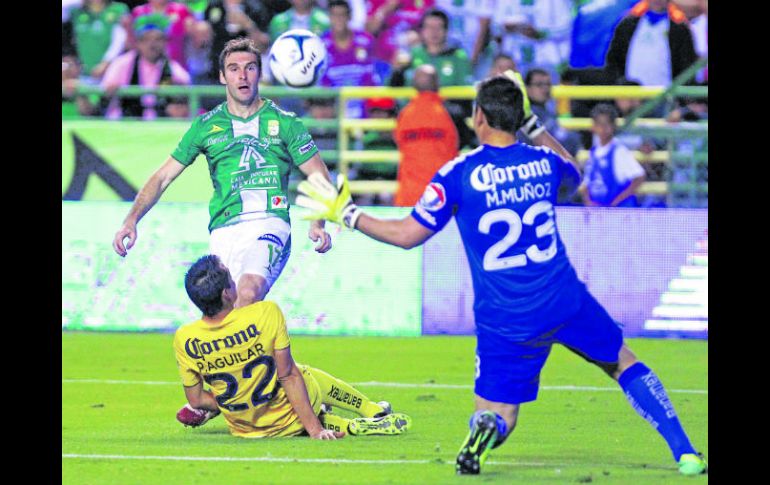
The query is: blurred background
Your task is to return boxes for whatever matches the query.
[61,0,708,339]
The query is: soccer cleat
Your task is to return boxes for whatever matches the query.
[320,403,333,415]
[678,452,707,476]
[374,401,392,418]
[348,412,411,436]
[456,411,499,475]
[176,404,220,428]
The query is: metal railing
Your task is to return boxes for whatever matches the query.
[63,70,707,203]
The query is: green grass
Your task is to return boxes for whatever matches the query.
[62,333,707,484]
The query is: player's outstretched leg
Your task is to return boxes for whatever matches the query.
[304,365,390,417]
[456,410,507,475]
[615,347,707,475]
[320,410,412,436]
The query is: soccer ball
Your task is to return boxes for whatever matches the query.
[268,29,328,88]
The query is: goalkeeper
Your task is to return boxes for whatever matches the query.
[295,71,706,474]
[175,254,412,439]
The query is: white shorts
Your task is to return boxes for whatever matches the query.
[209,217,292,291]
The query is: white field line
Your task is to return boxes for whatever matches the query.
[60,453,550,467]
[61,379,707,395]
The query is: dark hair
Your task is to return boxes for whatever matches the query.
[328,0,351,14]
[420,8,449,30]
[590,103,619,126]
[219,37,262,74]
[185,255,231,317]
[525,68,550,86]
[476,76,525,133]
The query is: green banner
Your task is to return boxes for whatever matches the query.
[62,202,421,336]
[62,120,213,201]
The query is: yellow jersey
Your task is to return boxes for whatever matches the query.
[173,301,310,438]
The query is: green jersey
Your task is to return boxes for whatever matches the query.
[268,8,330,40]
[406,45,474,87]
[171,99,319,232]
[71,2,129,73]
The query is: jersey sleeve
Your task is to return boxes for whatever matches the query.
[612,144,646,182]
[410,157,462,232]
[173,329,202,387]
[171,116,204,166]
[554,152,581,196]
[266,301,291,350]
[284,116,319,166]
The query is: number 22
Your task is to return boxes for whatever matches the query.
[204,355,276,412]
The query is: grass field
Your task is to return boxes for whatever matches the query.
[62,333,707,484]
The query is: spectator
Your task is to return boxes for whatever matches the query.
[365,0,435,82]
[130,0,196,68]
[69,0,132,82]
[488,53,517,76]
[391,8,475,148]
[605,0,697,87]
[435,0,496,79]
[185,18,214,85]
[493,0,573,81]
[520,68,582,157]
[393,65,459,207]
[320,0,382,119]
[391,8,472,88]
[101,13,192,120]
[677,0,707,82]
[579,104,646,207]
[569,0,637,69]
[204,0,272,80]
[268,0,330,40]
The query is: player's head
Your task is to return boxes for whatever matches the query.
[473,76,525,135]
[185,255,237,317]
[329,0,352,33]
[590,103,619,144]
[219,37,262,105]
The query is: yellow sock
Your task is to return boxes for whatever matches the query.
[320,413,352,434]
[306,366,385,417]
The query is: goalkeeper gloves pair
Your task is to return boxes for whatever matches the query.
[502,69,546,139]
[296,173,362,230]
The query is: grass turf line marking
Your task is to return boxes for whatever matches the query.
[61,454,551,467]
[62,379,707,394]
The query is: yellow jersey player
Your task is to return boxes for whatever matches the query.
[173,254,412,438]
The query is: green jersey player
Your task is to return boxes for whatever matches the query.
[113,37,334,306]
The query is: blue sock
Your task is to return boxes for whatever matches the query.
[469,411,508,448]
[618,362,697,461]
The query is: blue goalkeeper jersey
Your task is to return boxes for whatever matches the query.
[411,143,584,338]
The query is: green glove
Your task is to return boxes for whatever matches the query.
[296,173,362,230]
[503,69,545,138]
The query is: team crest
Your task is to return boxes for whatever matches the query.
[419,183,447,212]
[268,120,280,136]
[355,48,367,62]
[271,195,288,209]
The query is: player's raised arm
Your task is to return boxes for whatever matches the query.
[274,346,345,440]
[112,156,187,257]
[296,173,436,249]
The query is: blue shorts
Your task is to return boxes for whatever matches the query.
[474,289,623,405]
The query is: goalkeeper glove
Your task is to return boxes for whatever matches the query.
[295,173,362,230]
[502,69,546,139]
[176,403,220,428]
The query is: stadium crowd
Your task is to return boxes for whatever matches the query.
[62,0,708,207]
